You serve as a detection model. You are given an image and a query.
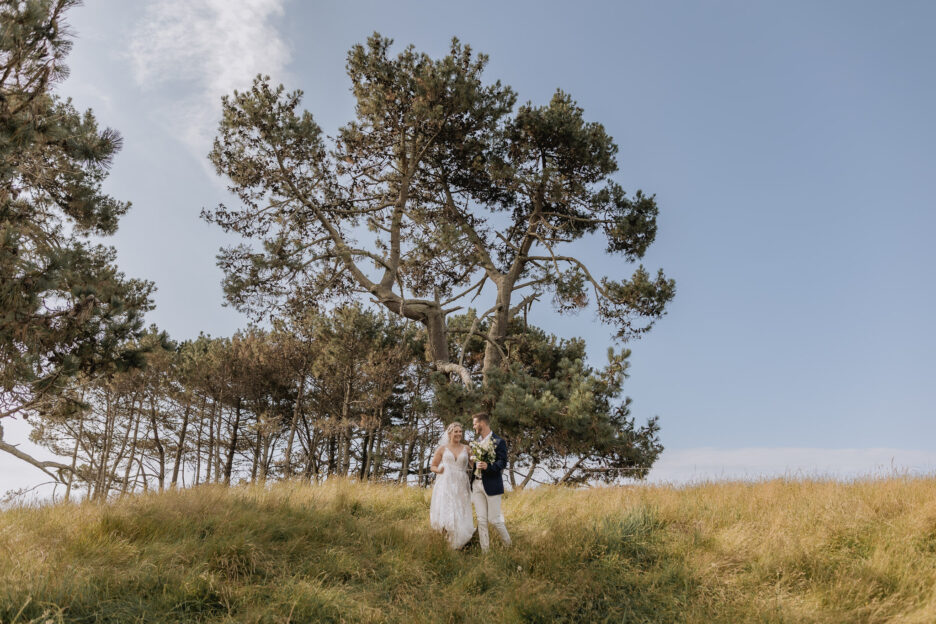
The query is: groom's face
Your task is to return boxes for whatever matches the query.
[472,417,485,437]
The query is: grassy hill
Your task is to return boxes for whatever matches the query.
[3,477,936,623]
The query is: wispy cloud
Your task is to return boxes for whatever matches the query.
[128,0,291,157]
[648,447,936,484]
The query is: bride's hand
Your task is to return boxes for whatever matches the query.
[435,465,445,474]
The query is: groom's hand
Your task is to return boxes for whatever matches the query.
[477,461,488,471]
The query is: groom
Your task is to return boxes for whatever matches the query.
[470,411,511,551]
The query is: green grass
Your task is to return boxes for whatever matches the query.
[3,477,936,622]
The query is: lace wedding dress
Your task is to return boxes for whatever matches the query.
[429,446,475,548]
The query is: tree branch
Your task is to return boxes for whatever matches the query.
[526,254,608,300]
[508,292,539,320]
[451,327,508,363]
[511,277,550,292]
[442,183,502,281]
[273,152,382,297]
[441,274,487,307]
[433,361,473,387]
[0,423,74,483]
[558,454,590,484]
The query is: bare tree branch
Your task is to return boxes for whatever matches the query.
[0,424,73,483]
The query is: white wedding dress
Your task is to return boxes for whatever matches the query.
[429,446,475,548]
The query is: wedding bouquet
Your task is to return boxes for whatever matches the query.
[470,437,496,478]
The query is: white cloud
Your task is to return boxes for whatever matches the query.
[648,447,936,484]
[128,0,291,156]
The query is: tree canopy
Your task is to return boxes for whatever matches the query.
[204,33,675,386]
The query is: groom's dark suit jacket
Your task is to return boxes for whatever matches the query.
[469,432,508,496]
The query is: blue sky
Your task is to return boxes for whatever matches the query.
[3,0,935,497]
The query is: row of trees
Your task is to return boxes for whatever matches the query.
[1,1,672,502]
[28,304,661,502]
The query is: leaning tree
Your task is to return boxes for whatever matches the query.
[0,0,152,482]
[204,33,674,388]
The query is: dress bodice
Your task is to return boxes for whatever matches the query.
[442,446,469,471]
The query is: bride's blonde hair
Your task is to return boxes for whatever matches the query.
[445,422,463,438]
[440,421,464,447]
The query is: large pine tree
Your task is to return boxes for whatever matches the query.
[204,34,675,388]
[0,0,152,481]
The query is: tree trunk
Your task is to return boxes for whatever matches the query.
[360,425,373,480]
[171,395,197,487]
[398,378,420,483]
[298,411,317,479]
[105,395,138,496]
[341,428,353,476]
[519,460,538,489]
[303,426,321,481]
[214,401,223,482]
[424,307,450,363]
[340,380,353,475]
[250,413,262,483]
[481,278,512,385]
[94,392,114,501]
[204,399,217,483]
[371,425,384,479]
[283,370,306,476]
[120,400,142,497]
[65,412,84,502]
[558,455,588,484]
[135,455,147,493]
[224,398,242,485]
[327,434,336,476]
[416,438,427,486]
[148,395,166,492]
[194,397,205,486]
[260,432,275,482]
[399,436,413,484]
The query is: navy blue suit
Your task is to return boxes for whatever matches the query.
[470,433,507,496]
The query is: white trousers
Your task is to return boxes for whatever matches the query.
[471,479,511,551]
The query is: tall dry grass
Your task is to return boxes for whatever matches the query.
[2,477,936,623]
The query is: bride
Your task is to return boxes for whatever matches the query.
[429,422,475,549]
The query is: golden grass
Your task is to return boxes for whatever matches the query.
[2,477,936,623]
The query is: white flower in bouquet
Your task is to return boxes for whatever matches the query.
[470,436,496,478]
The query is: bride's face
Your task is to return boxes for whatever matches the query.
[450,426,463,444]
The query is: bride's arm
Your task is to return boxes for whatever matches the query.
[429,447,445,474]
